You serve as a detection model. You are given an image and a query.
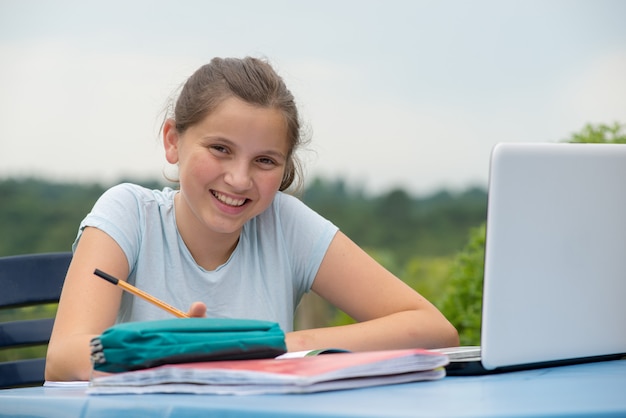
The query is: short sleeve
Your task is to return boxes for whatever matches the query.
[73,183,146,272]
[273,193,339,294]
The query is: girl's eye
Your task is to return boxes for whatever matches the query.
[210,145,229,154]
[257,157,277,167]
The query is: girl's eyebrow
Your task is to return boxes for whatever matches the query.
[262,149,288,160]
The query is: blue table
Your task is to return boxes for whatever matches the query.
[2,359,625,418]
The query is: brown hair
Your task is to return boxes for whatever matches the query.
[167,57,305,191]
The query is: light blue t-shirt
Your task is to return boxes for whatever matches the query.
[74,183,338,332]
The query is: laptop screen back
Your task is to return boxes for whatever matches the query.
[480,143,626,370]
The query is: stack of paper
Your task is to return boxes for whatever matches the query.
[87,348,449,395]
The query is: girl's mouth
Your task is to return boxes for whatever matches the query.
[211,190,247,207]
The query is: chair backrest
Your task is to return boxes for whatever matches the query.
[0,252,72,388]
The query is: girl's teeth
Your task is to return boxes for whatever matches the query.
[214,191,245,207]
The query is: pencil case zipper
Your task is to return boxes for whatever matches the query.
[90,337,106,365]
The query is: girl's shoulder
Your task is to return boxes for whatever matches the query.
[271,191,306,212]
[101,183,177,206]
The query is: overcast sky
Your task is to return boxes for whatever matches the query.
[1,0,625,196]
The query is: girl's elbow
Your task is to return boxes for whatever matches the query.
[420,311,460,348]
[44,341,92,382]
[44,351,62,382]
[441,320,460,347]
[430,309,459,347]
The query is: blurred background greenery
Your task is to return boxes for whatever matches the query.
[1,122,624,363]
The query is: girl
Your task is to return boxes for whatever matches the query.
[45,57,458,381]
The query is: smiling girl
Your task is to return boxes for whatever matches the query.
[45,57,458,381]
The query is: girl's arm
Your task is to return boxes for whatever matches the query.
[285,231,459,352]
[45,227,129,381]
[45,227,209,381]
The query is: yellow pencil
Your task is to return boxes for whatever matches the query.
[93,269,190,318]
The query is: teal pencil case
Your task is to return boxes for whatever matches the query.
[90,318,287,373]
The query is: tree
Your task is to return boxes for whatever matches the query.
[437,224,485,345]
[566,122,626,144]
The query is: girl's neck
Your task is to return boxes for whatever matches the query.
[173,194,241,271]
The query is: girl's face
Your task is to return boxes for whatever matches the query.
[164,97,289,238]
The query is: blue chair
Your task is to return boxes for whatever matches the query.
[0,252,72,388]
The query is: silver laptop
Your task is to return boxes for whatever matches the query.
[440,142,626,375]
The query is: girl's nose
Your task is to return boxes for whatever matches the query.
[224,161,253,191]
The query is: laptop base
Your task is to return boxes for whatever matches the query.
[445,352,626,376]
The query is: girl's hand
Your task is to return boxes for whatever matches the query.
[187,301,207,318]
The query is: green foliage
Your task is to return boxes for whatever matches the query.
[565,122,626,144]
[437,224,485,345]
[402,257,453,305]
[326,253,455,328]
[0,178,106,255]
[303,178,488,267]
[0,178,170,256]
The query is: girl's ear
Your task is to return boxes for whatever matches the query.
[163,119,180,164]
